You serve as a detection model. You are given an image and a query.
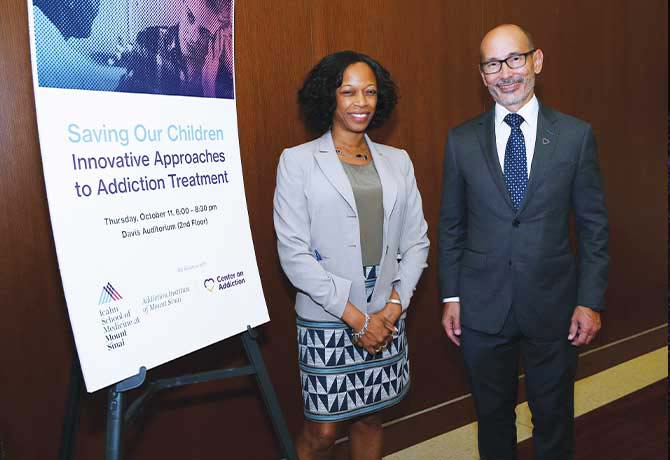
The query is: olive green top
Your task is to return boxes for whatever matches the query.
[341,160,383,266]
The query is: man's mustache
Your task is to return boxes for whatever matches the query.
[495,77,524,87]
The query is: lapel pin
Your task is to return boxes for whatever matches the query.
[542,137,550,145]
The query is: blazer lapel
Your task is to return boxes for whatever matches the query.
[366,135,397,220]
[518,105,559,214]
[476,109,514,209]
[314,131,358,215]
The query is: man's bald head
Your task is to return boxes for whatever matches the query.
[480,24,535,61]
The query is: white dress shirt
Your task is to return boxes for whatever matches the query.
[443,96,540,304]
[494,95,539,176]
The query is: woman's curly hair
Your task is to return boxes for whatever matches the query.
[298,51,398,134]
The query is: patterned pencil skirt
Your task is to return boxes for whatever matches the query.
[296,265,410,422]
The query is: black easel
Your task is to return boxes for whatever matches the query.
[59,358,82,460]
[60,326,296,460]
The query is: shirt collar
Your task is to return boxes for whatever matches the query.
[494,94,539,129]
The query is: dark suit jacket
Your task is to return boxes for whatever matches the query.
[438,104,608,339]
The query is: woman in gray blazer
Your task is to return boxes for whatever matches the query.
[273,51,429,460]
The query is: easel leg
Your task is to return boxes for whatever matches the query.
[105,367,146,460]
[106,386,125,460]
[242,328,297,460]
[59,358,82,460]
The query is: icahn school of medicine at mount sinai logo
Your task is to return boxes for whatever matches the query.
[98,282,123,304]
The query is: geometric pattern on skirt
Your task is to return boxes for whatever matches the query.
[364,264,378,302]
[296,316,410,422]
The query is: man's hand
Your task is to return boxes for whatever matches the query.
[442,301,461,346]
[568,306,601,346]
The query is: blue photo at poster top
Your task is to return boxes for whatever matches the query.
[33,0,234,99]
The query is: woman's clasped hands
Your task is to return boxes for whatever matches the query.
[351,302,401,355]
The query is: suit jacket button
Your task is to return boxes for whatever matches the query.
[508,260,512,267]
[512,219,520,227]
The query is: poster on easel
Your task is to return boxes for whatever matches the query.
[27,0,269,392]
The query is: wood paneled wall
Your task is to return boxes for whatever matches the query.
[1,1,666,459]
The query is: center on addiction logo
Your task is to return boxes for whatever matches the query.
[203,271,247,293]
[98,282,123,305]
[203,278,216,292]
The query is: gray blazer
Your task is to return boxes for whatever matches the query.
[439,104,609,338]
[273,131,429,322]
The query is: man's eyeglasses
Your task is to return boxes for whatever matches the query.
[480,49,536,75]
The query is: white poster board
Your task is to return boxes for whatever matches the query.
[27,0,269,392]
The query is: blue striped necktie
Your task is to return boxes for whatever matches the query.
[503,113,527,210]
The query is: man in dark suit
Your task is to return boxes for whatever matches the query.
[439,24,608,460]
